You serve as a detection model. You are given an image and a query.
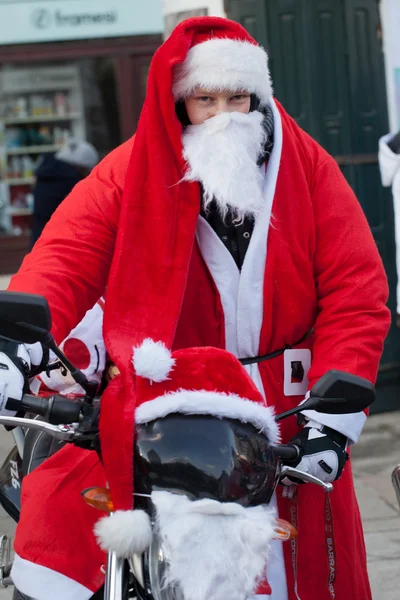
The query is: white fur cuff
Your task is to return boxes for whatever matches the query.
[300,409,367,445]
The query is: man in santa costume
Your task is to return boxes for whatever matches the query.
[0,15,390,600]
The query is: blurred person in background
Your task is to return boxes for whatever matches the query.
[379,130,400,324]
[31,139,99,247]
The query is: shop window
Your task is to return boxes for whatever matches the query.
[164,8,208,38]
[0,60,121,239]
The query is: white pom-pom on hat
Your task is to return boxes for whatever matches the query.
[133,338,175,383]
[94,510,152,558]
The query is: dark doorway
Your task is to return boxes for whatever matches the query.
[226,0,399,411]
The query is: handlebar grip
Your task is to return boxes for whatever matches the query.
[6,394,47,415]
[274,443,301,463]
[46,395,82,425]
[7,394,82,425]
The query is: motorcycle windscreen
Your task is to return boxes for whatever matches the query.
[134,414,279,507]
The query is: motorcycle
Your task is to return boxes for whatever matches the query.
[0,291,376,600]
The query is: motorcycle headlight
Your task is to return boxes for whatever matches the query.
[130,528,184,600]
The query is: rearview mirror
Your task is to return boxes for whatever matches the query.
[308,370,375,413]
[0,292,51,344]
[275,369,375,422]
[0,291,98,399]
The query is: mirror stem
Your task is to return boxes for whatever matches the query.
[42,333,97,400]
[275,406,303,423]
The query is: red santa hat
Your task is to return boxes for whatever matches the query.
[95,341,279,558]
[133,340,279,439]
[100,17,273,517]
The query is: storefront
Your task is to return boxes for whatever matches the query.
[162,0,224,36]
[0,0,163,273]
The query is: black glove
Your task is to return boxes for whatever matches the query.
[282,422,349,485]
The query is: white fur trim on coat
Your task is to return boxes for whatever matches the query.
[379,134,400,313]
[379,133,400,187]
[133,339,175,383]
[94,510,152,558]
[173,38,273,106]
[11,553,94,600]
[136,389,280,443]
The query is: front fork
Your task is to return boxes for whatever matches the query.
[104,551,125,600]
[0,530,127,599]
[391,464,400,508]
[0,535,13,589]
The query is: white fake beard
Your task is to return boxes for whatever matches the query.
[182,111,267,222]
[151,491,277,600]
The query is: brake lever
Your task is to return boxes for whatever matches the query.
[280,466,333,493]
[0,416,79,441]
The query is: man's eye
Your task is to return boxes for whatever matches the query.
[198,96,211,102]
[231,95,247,101]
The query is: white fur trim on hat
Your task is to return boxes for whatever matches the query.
[136,389,280,444]
[173,38,273,106]
[94,510,152,558]
[133,339,175,383]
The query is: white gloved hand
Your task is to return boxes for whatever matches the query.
[0,343,43,416]
[281,421,348,486]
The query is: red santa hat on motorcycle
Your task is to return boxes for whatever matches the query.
[96,341,281,599]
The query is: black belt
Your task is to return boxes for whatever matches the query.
[238,328,314,366]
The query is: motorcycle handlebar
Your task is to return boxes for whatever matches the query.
[274,443,301,462]
[4,396,305,466]
[6,393,82,425]
[5,397,302,465]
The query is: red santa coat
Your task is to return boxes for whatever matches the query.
[9,99,390,600]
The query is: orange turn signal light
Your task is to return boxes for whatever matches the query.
[273,518,297,541]
[81,487,114,513]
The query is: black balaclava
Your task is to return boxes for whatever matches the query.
[249,93,260,112]
[176,93,262,123]
[175,100,192,126]
[388,131,400,155]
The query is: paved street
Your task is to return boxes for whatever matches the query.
[351,413,400,600]
[0,431,15,600]
[0,274,399,598]
[0,277,11,290]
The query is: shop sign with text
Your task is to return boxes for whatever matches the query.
[0,0,163,45]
